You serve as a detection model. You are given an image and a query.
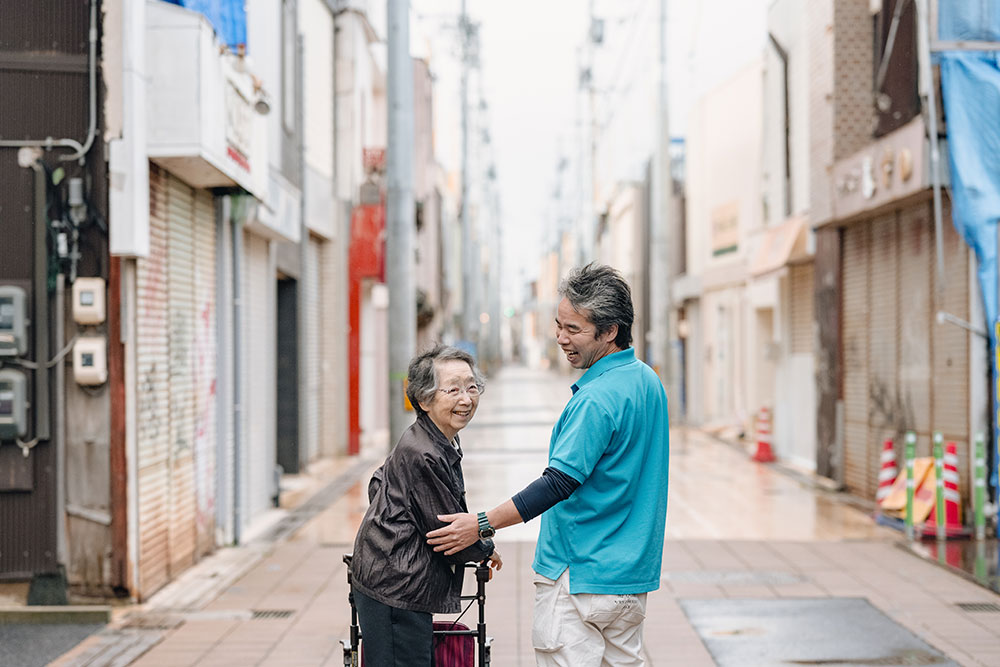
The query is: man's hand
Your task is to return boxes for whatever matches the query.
[426,512,479,555]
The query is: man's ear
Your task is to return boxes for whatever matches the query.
[599,324,618,344]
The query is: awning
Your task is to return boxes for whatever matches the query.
[749,216,811,277]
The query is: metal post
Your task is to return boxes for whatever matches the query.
[459,0,473,345]
[933,432,945,540]
[651,0,673,386]
[974,432,986,541]
[232,203,244,545]
[905,431,916,540]
[915,0,947,286]
[31,161,50,442]
[386,0,416,445]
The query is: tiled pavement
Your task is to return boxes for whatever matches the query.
[50,366,1000,666]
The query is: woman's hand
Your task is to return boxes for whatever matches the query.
[487,550,503,580]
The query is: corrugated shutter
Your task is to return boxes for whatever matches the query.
[789,263,814,355]
[842,224,870,496]
[867,213,899,497]
[242,232,272,525]
[136,168,219,598]
[166,174,196,576]
[304,237,321,464]
[931,200,970,494]
[898,204,933,459]
[192,190,216,556]
[136,165,171,598]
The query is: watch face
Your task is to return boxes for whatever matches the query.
[480,527,496,539]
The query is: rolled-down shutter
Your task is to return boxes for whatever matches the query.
[867,213,899,498]
[931,201,970,495]
[166,173,196,576]
[192,189,217,556]
[789,263,814,356]
[136,165,171,598]
[841,223,870,496]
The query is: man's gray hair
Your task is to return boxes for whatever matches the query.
[559,263,634,349]
[406,344,485,414]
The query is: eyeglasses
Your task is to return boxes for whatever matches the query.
[437,384,484,399]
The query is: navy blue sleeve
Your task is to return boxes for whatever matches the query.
[511,467,581,522]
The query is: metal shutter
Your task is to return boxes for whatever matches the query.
[867,213,899,498]
[192,189,217,556]
[841,223,870,496]
[931,200,970,495]
[304,237,321,464]
[789,263,814,355]
[242,231,272,524]
[136,165,171,598]
[897,204,933,458]
[166,174,197,575]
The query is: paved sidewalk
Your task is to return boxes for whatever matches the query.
[47,366,1000,666]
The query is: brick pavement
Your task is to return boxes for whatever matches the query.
[47,365,1000,666]
[51,493,1000,666]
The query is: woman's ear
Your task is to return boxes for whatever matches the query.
[418,400,432,413]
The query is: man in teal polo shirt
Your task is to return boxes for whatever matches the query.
[427,263,670,665]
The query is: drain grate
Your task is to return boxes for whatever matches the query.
[956,602,1000,613]
[251,609,295,620]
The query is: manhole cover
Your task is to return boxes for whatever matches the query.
[665,570,805,586]
[680,598,958,667]
[251,609,295,620]
[955,602,1000,613]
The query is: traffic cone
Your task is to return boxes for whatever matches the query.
[752,406,775,463]
[876,439,897,505]
[922,441,969,538]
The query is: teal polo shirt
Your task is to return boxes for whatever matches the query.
[533,348,670,594]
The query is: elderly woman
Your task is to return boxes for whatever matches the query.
[350,344,503,666]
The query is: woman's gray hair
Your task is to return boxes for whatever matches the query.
[406,344,485,414]
[559,263,634,349]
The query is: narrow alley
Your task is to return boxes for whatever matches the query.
[50,366,1000,667]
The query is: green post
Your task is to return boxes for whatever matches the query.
[974,432,986,541]
[905,431,916,541]
[933,432,945,541]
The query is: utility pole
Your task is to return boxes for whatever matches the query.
[459,0,479,352]
[584,0,598,264]
[651,0,673,389]
[387,0,415,445]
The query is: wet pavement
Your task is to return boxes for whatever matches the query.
[908,538,1000,595]
[48,364,1000,667]
[0,623,104,667]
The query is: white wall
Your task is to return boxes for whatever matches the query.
[762,0,811,227]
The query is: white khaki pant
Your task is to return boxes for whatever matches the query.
[532,570,647,666]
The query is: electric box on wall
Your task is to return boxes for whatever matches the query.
[0,286,28,357]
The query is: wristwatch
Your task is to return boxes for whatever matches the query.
[477,511,496,539]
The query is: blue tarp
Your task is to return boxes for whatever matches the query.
[164,0,246,50]
[937,1,1000,516]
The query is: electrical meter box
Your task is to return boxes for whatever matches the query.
[73,336,107,385]
[0,286,27,357]
[72,277,106,325]
[0,369,27,440]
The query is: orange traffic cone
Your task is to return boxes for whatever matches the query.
[876,439,897,505]
[752,406,776,463]
[922,441,969,538]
